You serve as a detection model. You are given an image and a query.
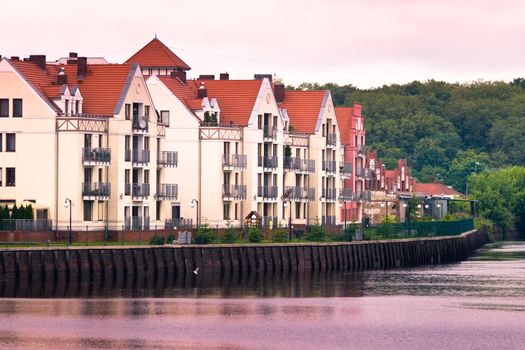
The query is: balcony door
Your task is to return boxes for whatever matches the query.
[171,205,180,220]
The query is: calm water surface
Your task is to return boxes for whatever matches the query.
[0,242,524,349]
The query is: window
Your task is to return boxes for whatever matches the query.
[75,100,80,115]
[84,134,91,148]
[160,110,169,125]
[125,104,131,120]
[156,201,161,221]
[257,115,262,129]
[83,201,93,221]
[234,203,238,220]
[6,133,15,152]
[0,134,2,151]
[13,99,22,117]
[6,168,15,186]
[223,203,230,220]
[145,105,150,121]
[64,99,69,115]
[0,99,8,117]
[0,168,2,186]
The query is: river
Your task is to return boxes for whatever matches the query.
[0,242,524,349]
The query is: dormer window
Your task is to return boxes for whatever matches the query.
[75,100,80,115]
[65,99,69,115]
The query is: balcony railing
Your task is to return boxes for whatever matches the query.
[326,133,337,147]
[158,151,178,167]
[321,216,336,226]
[126,216,150,231]
[156,183,178,200]
[322,160,337,174]
[223,184,247,200]
[284,157,315,173]
[339,188,353,201]
[131,183,150,198]
[258,156,278,169]
[223,154,247,169]
[132,149,150,165]
[82,182,111,199]
[358,144,366,155]
[354,191,372,201]
[284,186,315,201]
[165,218,193,229]
[340,161,352,177]
[257,186,278,199]
[263,216,278,229]
[157,113,170,126]
[356,167,365,178]
[263,125,277,140]
[132,115,149,132]
[321,188,337,201]
[82,147,111,165]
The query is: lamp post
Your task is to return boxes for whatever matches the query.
[191,199,199,229]
[339,200,347,237]
[283,200,292,240]
[64,198,72,245]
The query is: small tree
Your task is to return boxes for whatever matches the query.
[223,224,239,243]
[25,204,34,219]
[11,204,19,220]
[272,229,288,243]
[306,219,325,241]
[195,224,214,244]
[248,227,261,243]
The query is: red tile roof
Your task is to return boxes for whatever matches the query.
[280,90,326,134]
[414,182,464,197]
[126,38,191,70]
[10,59,135,116]
[202,80,262,125]
[157,76,263,125]
[335,107,354,145]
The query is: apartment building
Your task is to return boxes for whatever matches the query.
[278,88,342,228]
[335,104,370,223]
[0,53,170,230]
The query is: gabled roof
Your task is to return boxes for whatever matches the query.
[414,182,464,197]
[280,90,326,133]
[335,107,354,145]
[157,76,199,110]
[201,79,263,125]
[126,37,191,70]
[10,59,136,116]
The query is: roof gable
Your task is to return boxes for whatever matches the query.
[280,90,327,134]
[126,37,191,70]
[335,107,353,145]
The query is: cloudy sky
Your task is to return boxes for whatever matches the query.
[3,0,525,88]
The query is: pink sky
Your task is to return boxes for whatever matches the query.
[3,0,524,88]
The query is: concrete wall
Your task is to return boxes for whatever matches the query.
[0,230,487,297]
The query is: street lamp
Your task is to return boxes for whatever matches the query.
[339,200,347,237]
[190,199,199,229]
[282,191,292,240]
[64,198,72,245]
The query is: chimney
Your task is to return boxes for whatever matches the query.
[11,56,19,61]
[57,67,68,85]
[219,72,229,80]
[254,74,272,82]
[197,82,207,98]
[170,70,187,83]
[199,74,215,80]
[28,55,46,70]
[77,57,87,80]
[353,103,362,117]
[274,84,285,103]
[69,52,78,58]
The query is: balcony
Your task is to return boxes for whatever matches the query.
[321,188,337,201]
[132,149,150,165]
[258,155,278,169]
[127,183,150,199]
[257,185,278,200]
[326,133,337,147]
[132,115,149,133]
[263,216,278,229]
[82,182,110,200]
[322,160,337,174]
[321,215,336,226]
[223,184,247,200]
[165,218,193,229]
[358,144,366,155]
[340,161,352,178]
[284,186,315,201]
[158,151,178,168]
[263,125,277,140]
[284,157,315,173]
[354,190,372,201]
[356,167,372,179]
[339,188,353,201]
[157,112,170,126]
[156,183,178,200]
[82,147,111,166]
[126,216,150,231]
[223,154,247,169]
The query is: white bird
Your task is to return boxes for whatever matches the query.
[193,267,199,275]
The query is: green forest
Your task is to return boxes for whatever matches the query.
[289,79,525,235]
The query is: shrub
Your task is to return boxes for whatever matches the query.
[195,224,214,244]
[149,235,165,245]
[272,229,288,243]
[306,221,325,241]
[248,227,261,243]
[222,225,239,243]
[166,234,175,244]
